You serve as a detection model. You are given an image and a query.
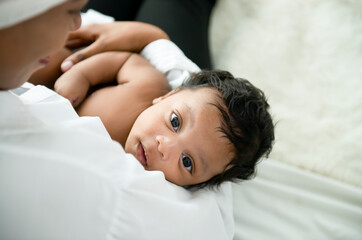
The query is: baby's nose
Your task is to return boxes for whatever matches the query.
[156,135,179,161]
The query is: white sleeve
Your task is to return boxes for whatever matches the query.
[140,39,201,89]
[81,9,115,26]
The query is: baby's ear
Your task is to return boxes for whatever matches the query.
[152,89,179,105]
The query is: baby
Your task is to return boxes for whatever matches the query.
[125,70,275,188]
[30,48,275,189]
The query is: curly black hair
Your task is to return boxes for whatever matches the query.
[181,70,275,189]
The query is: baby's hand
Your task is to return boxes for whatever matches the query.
[54,71,90,108]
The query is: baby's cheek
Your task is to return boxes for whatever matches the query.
[159,167,186,186]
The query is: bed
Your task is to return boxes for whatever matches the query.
[210,0,362,238]
[1,1,361,239]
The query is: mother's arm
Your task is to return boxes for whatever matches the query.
[61,22,169,72]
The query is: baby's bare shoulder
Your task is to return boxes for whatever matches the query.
[116,53,171,96]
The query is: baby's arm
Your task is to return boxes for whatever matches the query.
[54,51,132,107]
[76,53,171,146]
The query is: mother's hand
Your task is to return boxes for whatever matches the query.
[61,21,169,72]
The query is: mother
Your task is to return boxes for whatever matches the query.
[0,1,233,239]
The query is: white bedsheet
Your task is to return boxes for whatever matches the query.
[210,1,362,238]
[211,0,362,188]
[232,159,362,240]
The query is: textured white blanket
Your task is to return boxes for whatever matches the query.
[210,0,362,188]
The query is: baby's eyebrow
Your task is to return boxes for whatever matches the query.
[182,103,208,174]
[191,136,207,176]
[183,103,194,129]
[196,148,207,174]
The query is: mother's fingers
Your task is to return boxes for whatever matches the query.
[61,40,104,72]
[65,38,92,49]
[67,25,98,40]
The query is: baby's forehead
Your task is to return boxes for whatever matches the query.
[175,87,227,119]
[178,86,223,103]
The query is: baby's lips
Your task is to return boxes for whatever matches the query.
[136,143,147,167]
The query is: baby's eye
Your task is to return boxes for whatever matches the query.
[170,113,180,132]
[182,154,192,172]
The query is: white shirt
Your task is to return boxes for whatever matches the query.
[0,41,234,240]
[140,39,200,89]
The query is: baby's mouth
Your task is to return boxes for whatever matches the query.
[136,142,148,167]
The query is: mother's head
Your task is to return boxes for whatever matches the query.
[0,0,88,90]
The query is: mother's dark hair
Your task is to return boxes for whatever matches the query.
[181,70,275,189]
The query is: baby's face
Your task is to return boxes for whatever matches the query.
[125,87,234,186]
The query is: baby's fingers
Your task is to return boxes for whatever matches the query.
[54,76,89,108]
